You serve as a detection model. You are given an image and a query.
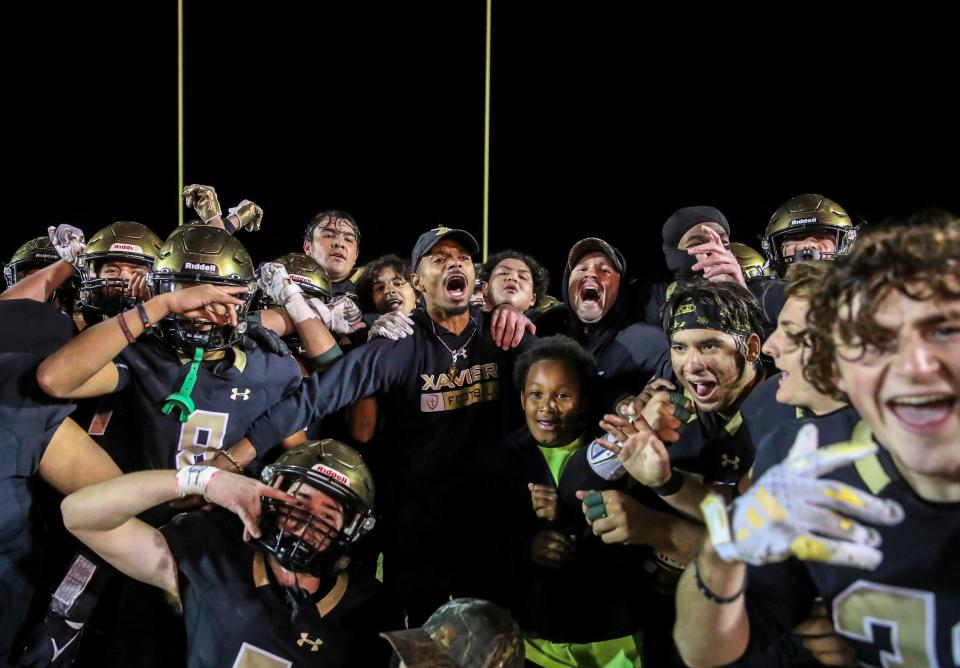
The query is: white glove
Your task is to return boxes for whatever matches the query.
[701,425,905,570]
[258,262,301,304]
[367,310,415,341]
[330,295,363,326]
[259,262,317,324]
[307,297,353,335]
[47,224,86,268]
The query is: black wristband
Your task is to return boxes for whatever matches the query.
[650,469,684,496]
[694,553,746,604]
[135,302,151,328]
[221,216,238,235]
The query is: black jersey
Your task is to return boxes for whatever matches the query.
[244,307,533,622]
[117,335,302,471]
[0,300,77,661]
[743,374,861,479]
[160,509,396,668]
[745,421,960,667]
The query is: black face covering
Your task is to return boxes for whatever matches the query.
[661,206,731,281]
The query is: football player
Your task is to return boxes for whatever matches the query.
[675,218,960,667]
[61,439,398,667]
[760,194,859,278]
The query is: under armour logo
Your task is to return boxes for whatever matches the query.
[720,454,740,469]
[297,633,323,652]
[230,388,251,401]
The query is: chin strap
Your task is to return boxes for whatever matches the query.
[161,347,204,422]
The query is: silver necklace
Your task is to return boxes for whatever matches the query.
[430,316,478,377]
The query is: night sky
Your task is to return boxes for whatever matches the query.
[8,3,957,291]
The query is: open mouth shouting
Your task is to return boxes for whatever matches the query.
[687,377,718,404]
[886,392,957,434]
[443,272,469,304]
[384,296,405,312]
[574,280,605,322]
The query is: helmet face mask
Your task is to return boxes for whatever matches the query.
[78,222,163,322]
[255,440,376,578]
[149,225,255,355]
[762,194,859,275]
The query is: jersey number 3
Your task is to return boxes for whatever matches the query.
[834,580,955,668]
[176,410,230,469]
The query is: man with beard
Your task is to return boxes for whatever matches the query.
[221,225,535,624]
[536,237,673,423]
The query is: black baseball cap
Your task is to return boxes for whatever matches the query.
[411,226,480,272]
[567,237,623,273]
[380,598,524,668]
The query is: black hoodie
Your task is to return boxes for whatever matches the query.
[537,244,674,415]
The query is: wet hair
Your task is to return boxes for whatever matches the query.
[512,335,599,399]
[481,249,550,305]
[303,210,361,245]
[355,254,413,313]
[805,215,960,399]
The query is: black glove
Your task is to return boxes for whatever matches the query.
[242,311,291,357]
[17,611,85,667]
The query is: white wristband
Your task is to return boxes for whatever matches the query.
[284,291,317,324]
[176,465,219,498]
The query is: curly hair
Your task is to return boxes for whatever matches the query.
[804,215,960,399]
[481,250,550,305]
[355,254,413,313]
[512,335,599,399]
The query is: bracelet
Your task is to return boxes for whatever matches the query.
[650,469,684,496]
[213,449,244,473]
[135,303,152,329]
[117,311,136,344]
[693,553,746,604]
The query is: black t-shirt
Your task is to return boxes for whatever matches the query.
[744,422,960,666]
[245,307,533,619]
[161,509,397,668]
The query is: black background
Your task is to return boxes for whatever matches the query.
[7,3,958,291]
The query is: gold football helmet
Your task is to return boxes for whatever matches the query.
[149,224,255,353]
[257,439,376,576]
[762,194,858,275]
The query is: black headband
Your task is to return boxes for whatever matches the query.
[670,295,753,338]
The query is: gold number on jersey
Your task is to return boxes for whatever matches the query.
[231,642,292,668]
[833,580,938,668]
[175,410,230,469]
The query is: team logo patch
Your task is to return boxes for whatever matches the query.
[109,242,143,253]
[676,303,695,316]
[230,387,251,401]
[182,261,219,274]
[312,464,350,487]
[721,454,740,469]
[434,225,451,236]
[297,633,323,652]
[789,217,818,227]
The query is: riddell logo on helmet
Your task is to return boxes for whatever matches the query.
[789,217,818,227]
[183,261,219,274]
[109,243,143,253]
[289,273,311,285]
[312,464,350,488]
